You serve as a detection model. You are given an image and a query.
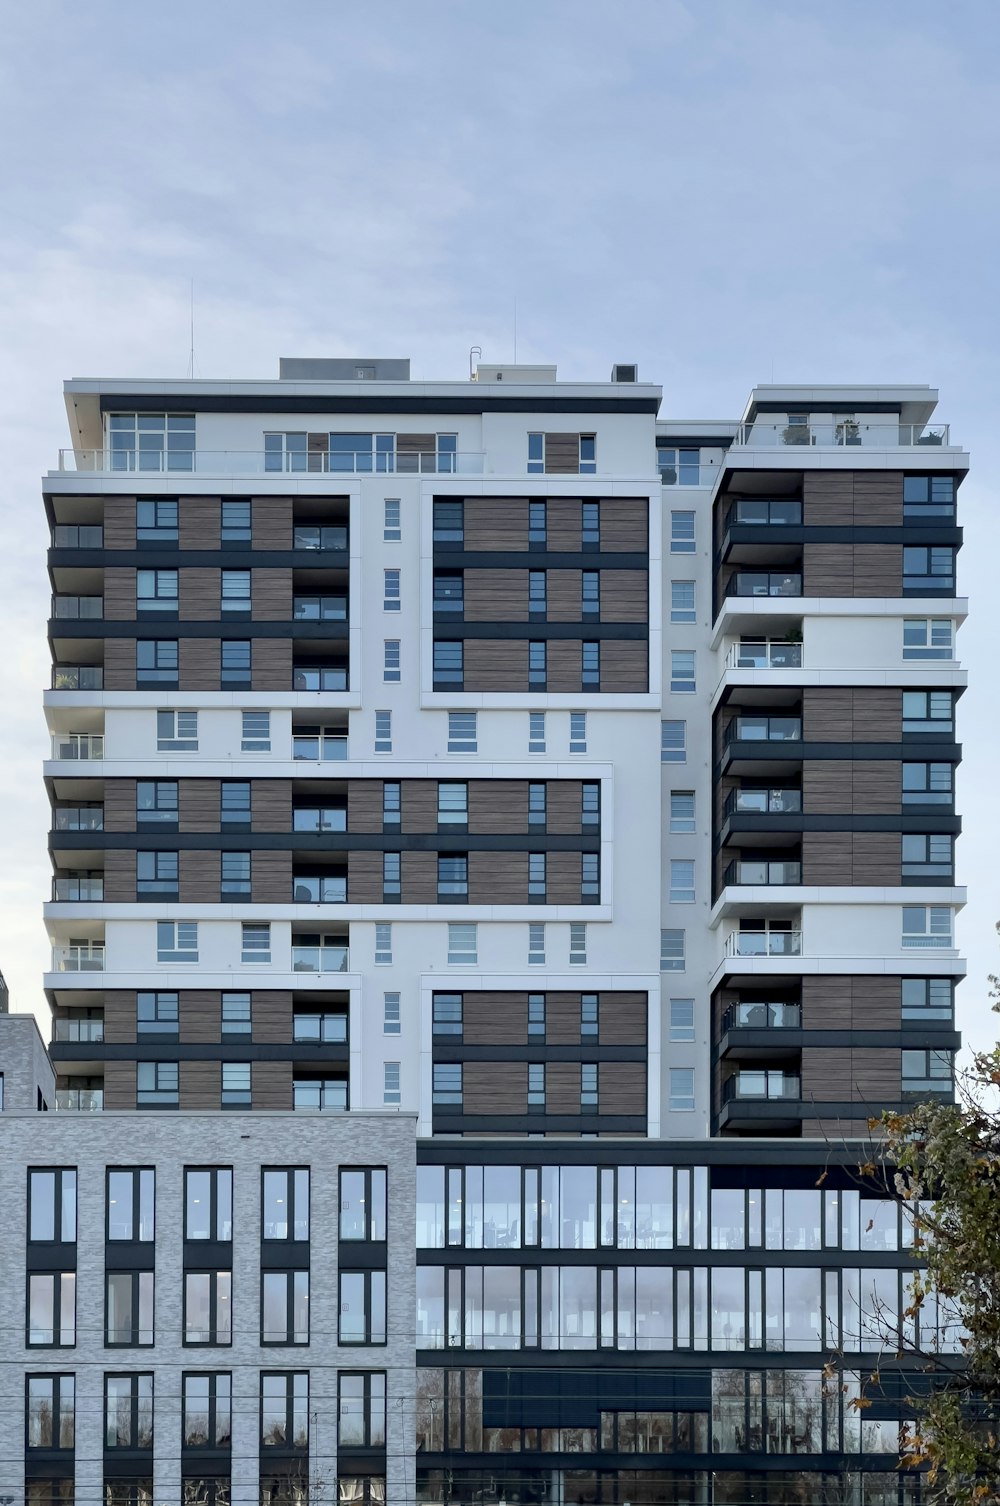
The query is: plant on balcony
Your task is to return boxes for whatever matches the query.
[783,627,803,644]
[781,424,811,446]
[918,429,945,446]
[835,419,861,446]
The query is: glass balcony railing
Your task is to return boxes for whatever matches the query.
[59,449,486,475]
[291,945,350,973]
[732,422,950,449]
[726,573,802,599]
[293,1013,349,1043]
[727,641,802,670]
[293,1080,349,1110]
[725,788,802,816]
[53,877,104,901]
[723,1071,801,1102]
[725,500,803,528]
[54,1088,104,1111]
[292,596,348,621]
[51,524,104,548]
[726,930,802,957]
[52,667,104,691]
[51,944,105,972]
[724,860,802,887]
[51,595,104,619]
[54,806,104,832]
[725,717,802,745]
[293,526,348,552]
[292,876,348,903]
[293,667,349,692]
[51,733,104,760]
[52,1017,105,1042]
[292,734,348,761]
[292,808,348,832]
[724,1002,801,1031]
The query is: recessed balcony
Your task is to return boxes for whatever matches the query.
[52,874,104,902]
[726,572,802,599]
[51,524,104,548]
[50,732,104,760]
[731,420,951,449]
[293,1075,349,1110]
[291,936,350,973]
[725,928,802,958]
[723,1069,801,1102]
[725,640,802,671]
[723,858,802,887]
[54,1085,104,1111]
[725,788,802,817]
[51,941,105,972]
[52,1016,105,1043]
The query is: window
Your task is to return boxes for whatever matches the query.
[242,923,271,963]
[529,570,547,615]
[433,500,464,543]
[27,1374,75,1448]
[157,709,198,751]
[432,994,462,1036]
[661,928,686,971]
[136,991,179,1036]
[28,1169,77,1242]
[339,1270,387,1344]
[659,449,700,485]
[338,1373,386,1449]
[136,568,178,613]
[136,498,178,540]
[106,1169,155,1241]
[106,1270,154,1345]
[670,649,696,693]
[438,782,468,825]
[528,923,546,965]
[670,1068,695,1111]
[433,1063,462,1106]
[382,781,401,827]
[902,977,954,1021]
[383,497,401,540]
[185,1169,233,1241]
[136,639,178,686]
[221,992,251,1036]
[221,639,251,686]
[375,923,392,965]
[903,762,954,805]
[383,852,401,899]
[263,1169,310,1240]
[902,834,954,878]
[528,782,546,827]
[581,1063,599,1111]
[670,859,696,903]
[527,433,544,474]
[903,619,954,659]
[183,1372,232,1448]
[105,1374,153,1447]
[27,1272,75,1346]
[221,498,251,542]
[340,1168,387,1241]
[670,791,696,832]
[186,1270,233,1344]
[434,572,464,614]
[581,571,600,615]
[581,782,600,827]
[581,993,599,1039]
[448,710,477,752]
[670,510,696,552]
[221,781,251,826]
[383,992,401,1034]
[528,640,547,688]
[902,906,953,948]
[528,1063,546,1109]
[221,851,251,898]
[582,640,600,688]
[579,434,596,473]
[261,1270,308,1344]
[569,922,587,965]
[383,1062,401,1105]
[448,923,477,964]
[157,920,197,963]
[241,710,270,752]
[260,1371,308,1449]
[221,1063,251,1109]
[220,570,251,613]
[136,1061,178,1107]
[581,501,600,546]
[903,689,954,735]
[661,720,686,762]
[904,474,956,518]
[670,998,695,1041]
[438,855,468,898]
[903,545,956,593]
[374,710,392,754]
[529,500,547,543]
[528,852,546,898]
[671,581,696,623]
[137,850,178,899]
[383,640,401,682]
[383,568,401,611]
[529,710,546,753]
[136,780,178,826]
[434,641,463,688]
[527,992,546,1038]
[109,412,195,472]
[902,1048,954,1095]
[570,711,587,753]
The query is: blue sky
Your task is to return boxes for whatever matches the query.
[1,0,997,1056]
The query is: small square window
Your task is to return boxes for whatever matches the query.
[447,923,477,965]
[669,998,695,1041]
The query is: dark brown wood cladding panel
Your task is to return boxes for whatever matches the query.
[104,849,136,903]
[104,780,137,833]
[468,851,528,904]
[545,639,580,693]
[802,762,852,814]
[462,1062,527,1114]
[463,639,529,691]
[252,568,293,621]
[179,568,221,621]
[601,570,648,623]
[463,499,529,552]
[179,780,219,833]
[545,992,583,1045]
[180,991,220,1044]
[402,851,437,903]
[179,849,221,903]
[251,638,293,691]
[802,833,852,886]
[801,1047,853,1099]
[103,639,136,692]
[179,498,221,550]
[253,992,293,1043]
[253,851,292,904]
[851,1049,901,1102]
[104,991,137,1045]
[802,1117,873,1140]
[544,433,582,475]
[801,976,852,1029]
[852,688,902,741]
[802,471,853,527]
[347,850,383,903]
[803,688,904,742]
[599,992,647,1045]
[853,761,901,815]
[599,1062,645,1115]
[347,781,383,835]
[545,851,582,904]
[547,499,582,552]
[546,782,584,835]
[179,638,219,691]
[600,639,647,692]
[600,499,648,552]
[104,1061,136,1110]
[103,567,137,621]
[252,497,294,551]
[463,569,529,622]
[401,780,437,834]
[852,832,900,885]
[546,570,583,623]
[103,497,137,550]
[803,544,852,596]
[180,1061,220,1110]
[545,1062,581,1112]
[854,471,903,526]
[854,544,902,597]
[252,1060,293,1109]
[852,976,900,1028]
[252,781,292,833]
[468,780,529,833]
[463,993,529,1046]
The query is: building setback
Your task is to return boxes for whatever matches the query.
[23,359,967,1504]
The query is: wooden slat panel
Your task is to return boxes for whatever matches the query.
[347,850,383,903]
[599,992,647,1045]
[104,1061,136,1110]
[251,638,293,691]
[179,780,218,833]
[463,993,528,1046]
[802,688,853,742]
[463,499,529,552]
[463,569,528,622]
[545,639,580,693]
[801,976,851,1029]
[802,833,852,885]
[854,544,902,597]
[103,567,137,620]
[803,1117,873,1140]
[252,568,293,621]
[852,688,901,741]
[544,433,581,475]
[600,639,647,692]
[178,638,219,691]
[180,991,220,1044]
[546,781,583,835]
[852,832,900,885]
[801,1046,852,1099]
[468,780,528,834]
[104,780,137,833]
[546,569,582,622]
[463,639,528,691]
[802,762,851,814]
[252,497,294,551]
[545,992,582,1045]
[851,976,900,1028]
[851,1048,901,1102]
[462,1062,527,1114]
[599,1062,645,1115]
[401,780,437,834]
[103,497,137,551]
[103,638,136,691]
[347,781,383,835]
[179,568,220,621]
[853,761,901,814]
[253,992,293,1043]
[545,852,582,904]
[401,850,437,903]
[179,849,220,903]
[253,850,292,904]
[804,543,853,596]
[546,499,582,552]
[600,570,647,623]
[600,499,647,553]
[180,1061,219,1110]
[179,498,221,550]
[104,991,137,1045]
[252,1061,293,1109]
[104,849,136,903]
[252,780,292,833]
[397,432,436,453]
[468,851,527,904]
[802,471,853,526]
[545,1062,580,1112]
[854,471,903,526]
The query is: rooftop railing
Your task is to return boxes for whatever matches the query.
[58,449,487,475]
[732,421,951,449]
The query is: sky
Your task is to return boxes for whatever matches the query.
[0,0,998,1060]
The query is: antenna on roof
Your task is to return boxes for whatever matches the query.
[513,298,517,363]
[469,345,482,381]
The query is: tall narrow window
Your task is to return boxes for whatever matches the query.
[27,1272,76,1346]
[185,1270,234,1345]
[670,791,696,832]
[670,650,696,693]
[220,570,251,614]
[261,1271,308,1345]
[383,640,401,682]
[582,641,600,688]
[580,994,599,1039]
[382,781,401,827]
[374,710,392,753]
[338,1270,388,1345]
[670,1069,695,1111]
[241,710,270,752]
[582,782,600,826]
[661,720,686,762]
[582,571,600,616]
[375,923,392,964]
[383,852,401,899]
[669,859,696,903]
[221,498,251,542]
[221,992,251,1036]
[383,498,401,541]
[340,1169,387,1240]
[29,1170,77,1243]
[447,711,477,753]
[581,852,600,901]
[105,1270,154,1345]
[529,571,547,616]
[433,641,463,688]
[221,639,251,686]
[383,992,401,1035]
[528,501,547,543]
[528,640,547,688]
[670,510,696,552]
[106,1169,155,1242]
[447,924,477,965]
[570,712,587,754]
[581,501,600,546]
[528,993,546,1037]
[221,1063,251,1108]
[529,710,546,753]
[661,928,685,971]
[670,998,696,1041]
[27,1374,75,1448]
[581,1064,599,1111]
[383,1062,401,1105]
[528,1064,546,1109]
[220,782,251,827]
[528,923,546,966]
[670,581,696,623]
[569,923,587,965]
[528,783,547,827]
[383,569,401,611]
[528,853,546,898]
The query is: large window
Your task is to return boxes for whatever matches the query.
[136,639,178,686]
[28,1169,77,1243]
[262,1270,309,1344]
[903,618,954,660]
[338,1373,387,1448]
[261,1372,308,1448]
[156,709,198,751]
[27,1272,76,1346]
[108,412,195,472]
[902,762,954,806]
[901,833,953,879]
[184,1271,233,1345]
[901,977,954,1021]
[105,1374,153,1448]
[137,851,178,900]
[263,1169,310,1241]
[136,1061,178,1106]
[156,921,198,964]
[107,1169,155,1242]
[902,1049,954,1095]
[902,690,954,735]
[903,545,956,593]
[27,1374,75,1448]
[185,1169,234,1241]
[340,1169,387,1241]
[339,1270,388,1344]
[137,780,178,826]
[903,473,956,518]
[902,906,953,948]
[136,498,178,540]
[106,1271,154,1345]
[433,641,463,688]
[183,1372,232,1448]
[136,569,178,614]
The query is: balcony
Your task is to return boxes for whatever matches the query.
[51,943,105,972]
[293,1012,349,1043]
[293,1078,349,1110]
[52,667,104,691]
[293,667,348,692]
[726,641,802,671]
[58,448,486,476]
[51,595,103,619]
[725,716,802,745]
[54,1088,104,1111]
[293,526,348,552]
[724,500,803,528]
[292,806,347,832]
[732,421,951,449]
[726,572,802,599]
[51,733,104,760]
[291,944,350,973]
[293,596,348,621]
[292,732,348,761]
[51,524,104,548]
[54,806,104,832]
[292,875,348,903]
[725,788,802,816]
[723,1070,801,1101]
[657,453,717,487]
[723,859,802,887]
[53,876,104,902]
[725,930,802,958]
[724,1002,801,1031]
[52,1017,105,1042]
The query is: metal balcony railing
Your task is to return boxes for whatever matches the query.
[292,808,348,832]
[292,734,348,762]
[293,526,348,552]
[727,641,802,670]
[291,945,350,973]
[293,876,348,903]
[58,448,487,475]
[724,859,802,887]
[52,877,104,902]
[52,1017,105,1042]
[51,733,104,760]
[292,1014,349,1043]
[724,500,803,528]
[726,572,803,599]
[293,668,349,692]
[293,1081,349,1110]
[52,667,104,691]
[51,944,105,972]
[723,1071,801,1102]
[725,930,802,958]
[724,788,802,816]
[725,717,802,745]
[732,421,951,449]
[724,1002,801,1031]
[51,595,103,619]
[51,524,104,548]
[54,1088,104,1110]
